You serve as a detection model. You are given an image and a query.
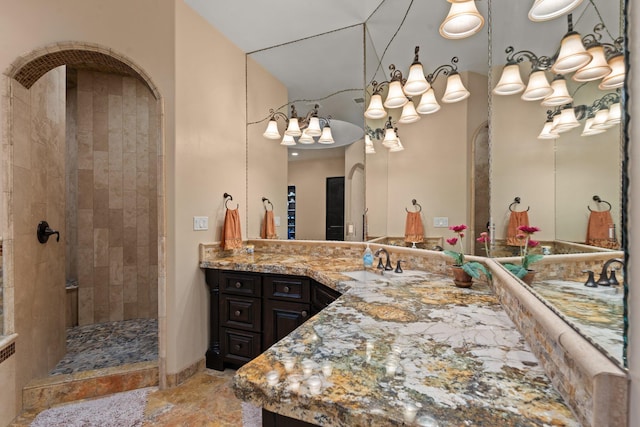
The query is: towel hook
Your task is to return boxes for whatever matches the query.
[588,195,612,212]
[509,196,530,212]
[223,192,238,209]
[262,197,273,211]
[405,199,422,213]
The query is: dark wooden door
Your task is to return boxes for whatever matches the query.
[325,176,345,240]
[263,300,310,348]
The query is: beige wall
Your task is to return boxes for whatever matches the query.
[490,64,556,242]
[246,57,288,239]
[288,156,345,240]
[68,70,159,324]
[11,68,67,416]
[345,139,365,241]
[365,144,389,239]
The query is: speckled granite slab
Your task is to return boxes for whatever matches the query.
[227,266,579,426]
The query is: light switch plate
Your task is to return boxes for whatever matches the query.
[433,217,449,228]
[274,216,281,227]
[193,216,208,231]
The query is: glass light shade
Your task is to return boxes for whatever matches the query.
[521,70,553,101]
[398,100,421,124]
[599,54,625,90]
[416,88,441,114]
[389,139,405,152]
[551,32,592,74]
[493,64,525,95]
[384,80,409,109]
[263,120,281,139]
[382,127,398,147]
[305,116,322,136]
[280,134,296,146]
[439,0,485,40]
[528,0,584,22]
[365,145,376,154]
[581,117,606,136]
[572,45,611,82]
[364,93,387,119]
[554,107,580,132]
[365,134,373,146]
[605,103,621,126]
[298,129,314,144]
[285,117,302,137]
[403,62,430,96]
[318,126,334,144]
[538,120,559,139]
[541,77,573,106]
[442,73,470,103]
[592,109,614,129]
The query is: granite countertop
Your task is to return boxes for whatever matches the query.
[202,252,579,426]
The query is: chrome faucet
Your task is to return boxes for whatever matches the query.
[596,257,624,286]
[374,248,393,271]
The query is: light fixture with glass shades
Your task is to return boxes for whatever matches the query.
[365,117,404,154]
[365,47,470,121]
[439,0,485,40]
[263,104,334,146]
[493,15,625,106]
[537,91,621,139]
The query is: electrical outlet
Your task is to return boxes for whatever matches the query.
[193,216,208,231]
[433,217,449,228]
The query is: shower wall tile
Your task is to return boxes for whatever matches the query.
[108,169,123,209]
[94,228,109,267]
[76,247,93,286]
[77,170,94,209]
[77,69,93,91]
[109,209,123,247]
[109,247,123,286]
[93,188,109,228]
[108,285,123,321]
[123,227,137,266]
[93,151,109,190]
[123,156,137,191]
[93,266,109,323]
[11,98,30,170]
[93,109,108,152]
[107,74,123,96]
[122,78,137,154]
[123,190,136,228]
[123,266,137,303]
[77,209,93,247]
[124,303,137,320]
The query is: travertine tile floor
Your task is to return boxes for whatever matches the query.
[12,369,249,426]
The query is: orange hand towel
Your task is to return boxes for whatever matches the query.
[261,210,277,239]
[506,210,529,246]
[221,208,242,250]
[586,210,619,249]
[404,211,424,243]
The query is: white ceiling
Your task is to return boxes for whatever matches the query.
[185,0,621,138]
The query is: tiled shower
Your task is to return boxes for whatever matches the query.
[65,69,159,325]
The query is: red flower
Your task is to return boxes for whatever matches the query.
[528,239,540,248]
[446,237,458,246]
[516,233,526,240]
[518,225,541,234]
[477,235,488,243]
[449,224,468,233]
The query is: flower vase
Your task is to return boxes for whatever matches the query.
[451,265,473,288]
[521,270,536,285]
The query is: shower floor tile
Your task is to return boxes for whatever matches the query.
[50,318,158,375]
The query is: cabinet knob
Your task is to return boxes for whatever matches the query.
[234,310,241,316]
[283,286,290,293]
[234,344,241,351]
[235,282,242,289]
[301,310,308,318]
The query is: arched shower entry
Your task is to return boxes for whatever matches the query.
[1,42,166,386]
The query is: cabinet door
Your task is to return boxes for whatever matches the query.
[222,328,261,367]
[264,275,310,302]
[220,295,261,332]
[311,281,341,314]
[263,300,310,349]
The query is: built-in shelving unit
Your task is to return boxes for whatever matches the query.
[287,185,296,240]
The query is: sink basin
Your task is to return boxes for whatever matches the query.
[341,270,388,282]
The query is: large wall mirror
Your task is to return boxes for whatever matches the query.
[240,0,627,368]
[490,0,626,367]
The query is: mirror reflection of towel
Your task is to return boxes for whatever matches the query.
[586,210,619,249]
[221,208,242,250]
[404,211,424,243]
[261,210,277,239]
[507,210,529,246]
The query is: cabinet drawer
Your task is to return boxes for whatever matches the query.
[264,275,310,302]
[222,328,261,366]
[220,271,262,297]
[311,282,341,313]
[220,295,261,332]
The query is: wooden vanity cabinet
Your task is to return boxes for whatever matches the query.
[205,269,340,370]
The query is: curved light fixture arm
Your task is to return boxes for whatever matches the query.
[426,57,459,84]
[504,46,553,71]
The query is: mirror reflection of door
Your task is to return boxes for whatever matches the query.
[326,177,345,241]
